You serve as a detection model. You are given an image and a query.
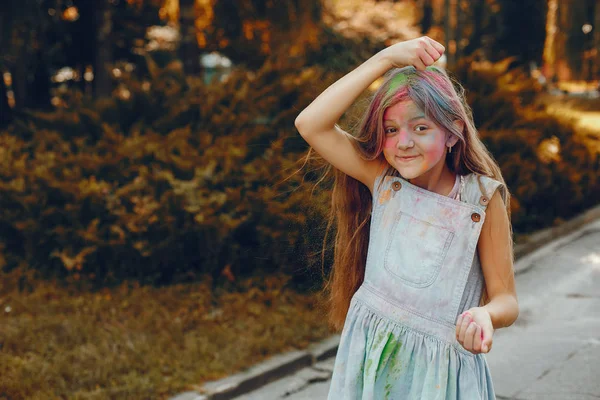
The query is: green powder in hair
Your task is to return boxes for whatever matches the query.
[387,73,410,95]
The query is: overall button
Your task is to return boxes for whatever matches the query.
[471,213,481,222]
[392,181,402,191]
[479,196,489,206]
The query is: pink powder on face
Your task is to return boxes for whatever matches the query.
[415,130,446,165]
[382,101,448,180]
[384,137,398,149]
[383,102,412,151]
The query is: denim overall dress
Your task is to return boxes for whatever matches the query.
[327,171,507,400]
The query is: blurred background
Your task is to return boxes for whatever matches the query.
[0,0,599,398]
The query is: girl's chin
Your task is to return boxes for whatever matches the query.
[394,162,436,180]
[397,171,423,180]
[391,159,423,173]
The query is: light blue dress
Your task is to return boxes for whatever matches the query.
[327,171,507,400]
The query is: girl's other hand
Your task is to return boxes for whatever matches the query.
[381,36,445,71]
[455,307,494,354]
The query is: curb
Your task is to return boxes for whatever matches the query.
[171,203,600,400]
[513,203,600,274]
[170,336,340,400]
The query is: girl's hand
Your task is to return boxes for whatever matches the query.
[381,36,445,71]
[455,307,494,354]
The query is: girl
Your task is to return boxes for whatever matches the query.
[295,37,519,399]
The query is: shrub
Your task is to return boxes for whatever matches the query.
[0,55,336,289]
[0,53,597,289]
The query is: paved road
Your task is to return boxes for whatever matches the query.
[233,219,600,400]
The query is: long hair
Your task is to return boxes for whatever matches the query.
[316,66,513,332]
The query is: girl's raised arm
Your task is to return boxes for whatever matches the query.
[294,37,445,192]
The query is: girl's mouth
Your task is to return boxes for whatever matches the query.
[397,155,420,162]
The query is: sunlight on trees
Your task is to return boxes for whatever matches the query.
[543,0,558,76]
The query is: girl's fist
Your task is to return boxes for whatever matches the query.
[381,36,445,71]
[455,307,494,354]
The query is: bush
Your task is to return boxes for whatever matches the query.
[0,52,598,289]
[0,55,336,288]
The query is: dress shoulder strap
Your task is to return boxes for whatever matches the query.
[461,173,508,210]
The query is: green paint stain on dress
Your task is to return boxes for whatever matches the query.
[384,382,393,400]
[364,332,387,381]
[380,334,399,365]
[383,334,403,398]
[364,330,387,380]
[365,359,373,378]
[362,330,405,399]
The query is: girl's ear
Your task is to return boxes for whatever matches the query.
[447,120,464,147]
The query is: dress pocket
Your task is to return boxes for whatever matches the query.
[384,211,454,288]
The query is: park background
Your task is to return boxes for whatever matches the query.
[0,0,599,398]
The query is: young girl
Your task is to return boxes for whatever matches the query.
[295,37,519,399]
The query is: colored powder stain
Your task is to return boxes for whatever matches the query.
[364,330,388,380]
[442,206,452,217]
[387,74,409,95]
[384,137,397,149]
[379,189,392,204]
[386,339,403,374]
[380,333,398,365]
[383,337,403,399]
[358,308,405,394]
[384,382,393,400]
[364,359,373,380]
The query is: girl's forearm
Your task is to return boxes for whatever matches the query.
[295,51,392,134]
[483,293,519,329]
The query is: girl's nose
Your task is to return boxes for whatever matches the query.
[396,129,414,149]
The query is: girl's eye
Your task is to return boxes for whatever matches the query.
[415,125,428,132]
[385,127,397,134]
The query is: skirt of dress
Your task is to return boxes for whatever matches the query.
[327,296,496,400]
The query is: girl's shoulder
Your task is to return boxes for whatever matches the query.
[461,173,508,208]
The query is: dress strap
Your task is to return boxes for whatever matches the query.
[460,173,508,210]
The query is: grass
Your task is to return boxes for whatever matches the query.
[0,269,332,399]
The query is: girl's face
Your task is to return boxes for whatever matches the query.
[382,100,455,182]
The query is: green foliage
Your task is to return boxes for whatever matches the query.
[0,56,334,288]
[1,51,598,288]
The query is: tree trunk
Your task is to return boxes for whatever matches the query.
[179,0,201,76]
[565,0,587,80]
[445,0,454,67]
[552,0,587,80]
[94,0,112,98]
[455,0,464,59]
[491,0,547,65]
[0,73,11,127]
[542,0,558,82]
[26,49,51,109]
[464,0,484,56]
[420,0,434,34]
[582,0,596,80]
[12,53,29,111]
[594,0,600,80]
